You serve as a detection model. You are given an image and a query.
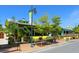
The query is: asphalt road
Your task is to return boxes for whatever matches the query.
[36,40,79,53]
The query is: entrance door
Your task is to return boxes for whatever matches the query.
[0,32,4,39]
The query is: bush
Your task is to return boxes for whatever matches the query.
[46,36,53,40]
[33,36,48,42]
[32,36,39,42]
[39,36,43,41]
[46,36,53,44]
[8,36,15,47]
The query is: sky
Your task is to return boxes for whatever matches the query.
[0,5,79,28]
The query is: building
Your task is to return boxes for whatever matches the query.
[61,28,73,36]
[0,31,8,45]
[61,28,78,40]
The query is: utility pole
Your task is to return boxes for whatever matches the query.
[28,6,37,47]
[30,6,33,47]
[28,6,34,47]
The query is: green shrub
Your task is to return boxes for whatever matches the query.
[46,36,52,40]
[8,36,15,47]
[46,36,53,44]
[32,36,48,42]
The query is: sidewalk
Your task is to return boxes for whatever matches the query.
[0,39,77,53]
[0,39,65,53]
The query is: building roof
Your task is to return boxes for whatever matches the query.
[62,28,73,31]
[8,20,35,26]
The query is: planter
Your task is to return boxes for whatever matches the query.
[20,43,32,51]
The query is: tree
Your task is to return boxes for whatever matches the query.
[0,24,3,31]
[5,18,19,46]
[18,19,31,42]
[38,15,50,35]
[5,19,9,27]
[39,15,48,24]
[73,25,79,38]
[18,18,30,35]
[5,19,12,36]
[34,24,44,35]
[5,18,18,36]
[73,25,79,33]
[51,16,62,42]
[5,17,31,44]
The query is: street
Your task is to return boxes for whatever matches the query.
[35,39,79,53]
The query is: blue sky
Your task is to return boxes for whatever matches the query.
[0,5,79,28]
